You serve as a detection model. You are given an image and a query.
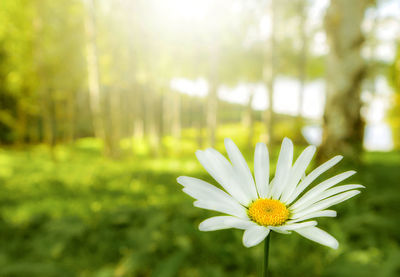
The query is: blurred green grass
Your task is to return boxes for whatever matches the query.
[0,130,399,276]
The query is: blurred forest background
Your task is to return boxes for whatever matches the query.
[0,0,400,276]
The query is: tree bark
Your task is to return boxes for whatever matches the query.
[319,0,368,162]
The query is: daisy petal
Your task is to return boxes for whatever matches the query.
[318,184,365,201]
[254,142,269,198]
[193,200,248,218]
[269,226,292,234]
[275,221,317,231]
[290,170,356,211]
[242,225,270,248]
[281,146,316,203]
[178,176,241,203]
[224,138,258,200]
[199,216,256,231]
[294,184,365,212]
[292,190,361,219]
[285,155,343,204]
[287,210,336,224]
[205,148,253,204]
[177,176,244,207]
[195,150,228,189]
[182,186,248,219]
[271,138,293,199]
[196,150,250,205]
[295,226,339,249]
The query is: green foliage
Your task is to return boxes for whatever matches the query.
[0,0,86,143]
[387,94,400,149]
[387,43,400,149]
[0,133,399,276]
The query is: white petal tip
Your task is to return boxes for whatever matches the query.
[224,138,233,145]
[242,236,267,248]
[242,227,270,248]
[331,242,339,250]
[309,146,317,154]
[283,137,293,145]
[243,242,253,248]
[256,142,267,149]
[198,223,211,232]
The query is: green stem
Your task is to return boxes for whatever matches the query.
[263,233,270,277]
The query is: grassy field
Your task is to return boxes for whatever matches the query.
[0,133,399,276]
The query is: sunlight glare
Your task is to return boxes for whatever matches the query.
[160,0,210,22]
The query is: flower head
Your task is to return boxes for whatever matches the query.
[177,138,363,248]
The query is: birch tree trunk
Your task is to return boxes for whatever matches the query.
[319,0,368,161]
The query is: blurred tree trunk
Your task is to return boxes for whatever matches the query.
[133,87,144,139]
[263,0,277,144]
[206,45,219,148]
[388,46,400,149]
[108,88,121,157]
[145,87,161,156]
[65,90,76,144]
[16,101,27,145]
[319,0,368,162]
[41,88,56,159]
[162,89,172,136]
[196,101,204,148]
[125,85,143,155]
[297,0,307,123]
[171,90,181,141]
[244,89,255,150]
[207,82,218,147]
[84,0,106,148]
[33,6,56,159]
[28,116,41,144]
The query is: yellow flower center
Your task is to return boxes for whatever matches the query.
[248,199,289,226]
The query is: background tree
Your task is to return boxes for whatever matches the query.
[319,0,370,161]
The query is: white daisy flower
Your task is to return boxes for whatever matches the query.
[177,138,364,249]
